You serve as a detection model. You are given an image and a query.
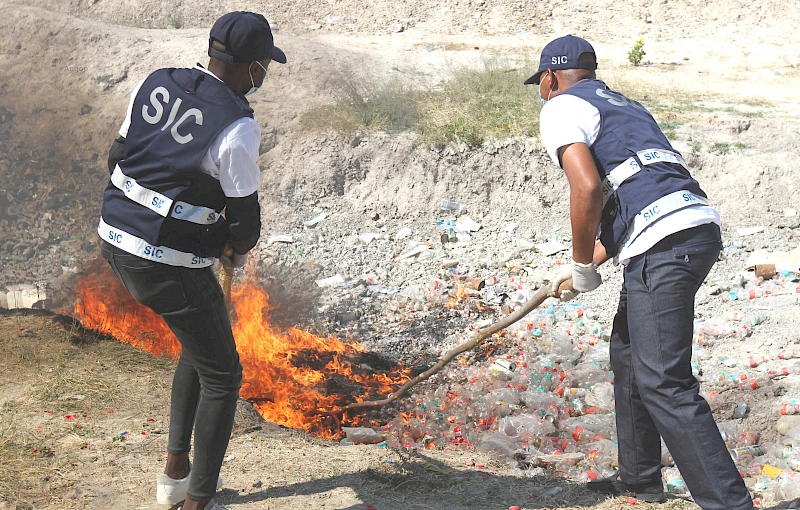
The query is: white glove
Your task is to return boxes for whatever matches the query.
[571,260,602,292]
[550,265,580,302]
[220,251,248,269]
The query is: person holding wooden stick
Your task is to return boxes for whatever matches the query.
[97,12,284,510]
[527,35,753,510]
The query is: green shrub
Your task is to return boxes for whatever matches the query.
[299,61,541,148]
[299,78,420,134]
[628,38,646,66]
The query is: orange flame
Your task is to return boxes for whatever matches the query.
[72,258,409,436]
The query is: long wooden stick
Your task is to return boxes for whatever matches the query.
[218,246,235,318]
[334,281,570,413]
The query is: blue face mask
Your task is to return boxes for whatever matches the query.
[539,75,552,106]
[246,61,269,97]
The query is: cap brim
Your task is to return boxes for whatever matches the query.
[524,70,544,85]
[271,46,287,64]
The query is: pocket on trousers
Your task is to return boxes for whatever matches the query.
[672,239,722,258]
[116,260,188,314]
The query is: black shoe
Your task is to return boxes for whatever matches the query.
[586,475,666,503]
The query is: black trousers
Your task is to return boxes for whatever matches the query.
[611,223,752,510]
[101,241,242,500]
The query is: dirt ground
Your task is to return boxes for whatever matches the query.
[1,0,800,509]
[0,309,703,510]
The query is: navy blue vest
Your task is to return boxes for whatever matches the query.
[100,68,254,265]
[560,80,706,257]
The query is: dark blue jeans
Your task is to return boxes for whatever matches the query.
[101,241,242,500]
[611,223,752,510]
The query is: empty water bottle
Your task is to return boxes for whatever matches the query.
[733,402,750,419]
[440,199,462,213]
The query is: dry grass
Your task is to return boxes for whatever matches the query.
[0,415,58,509]
[299,60,541,148]
[0,311,174,508]
[0,311,714,509]
[299,61,772,149]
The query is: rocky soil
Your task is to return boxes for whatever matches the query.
[1,0,800,508]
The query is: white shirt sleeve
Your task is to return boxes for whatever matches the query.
[210,118,262,198]
[539,94,601,168]
[119,79,146,138]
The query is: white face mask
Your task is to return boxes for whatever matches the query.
[246,61,269,96]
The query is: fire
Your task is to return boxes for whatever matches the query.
[72,258,410,436]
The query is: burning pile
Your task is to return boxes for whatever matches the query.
[72,258,410,436]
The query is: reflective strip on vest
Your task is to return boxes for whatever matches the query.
[111,166,219,225]
[618,191,709,251]
[171,201,219,225]
[636,148,688,170]
[601,157,641,205]
[98,218,215,268]
[601,148,688,206]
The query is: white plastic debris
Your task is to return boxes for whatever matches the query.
[359,233,381,245]
[267,234,294,244]
[395,227,413,240]
[342,427,384,444]
[303,212,328,228]
[455,216,481,233]
[535,240,569,256]
[5,285,47,309]
[396,245,431,261]
[315,274,345,288]
[737,226,765,236]
[745,247,800,273]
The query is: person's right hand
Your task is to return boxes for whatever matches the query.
[550,265,580,302]
[220,250,248,268]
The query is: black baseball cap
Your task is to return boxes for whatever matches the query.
[524,35,597,85]
[209,11,286,65]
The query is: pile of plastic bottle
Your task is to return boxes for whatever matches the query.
[381,294,622,482]
[714,270,800,303]
[370,269,800,501]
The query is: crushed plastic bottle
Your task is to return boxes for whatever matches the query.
[663,467,688,495]
[733,402,750,419]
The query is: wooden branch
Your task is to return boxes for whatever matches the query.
[331,280,571,414]
[218,246,235,319]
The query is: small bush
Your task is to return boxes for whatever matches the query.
[628,38,646,66]
[299,78,420,134]
[169,16,184,29]
[419,63,540,147]
[299,61,541,148]
[709,141,746,154]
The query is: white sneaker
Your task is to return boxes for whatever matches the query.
[177,499,229,510]
[156,471,223,505]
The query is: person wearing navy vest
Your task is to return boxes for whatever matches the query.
[99,12,286,510]
[526,36,753,510]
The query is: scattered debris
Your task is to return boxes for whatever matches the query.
[315,274,345,288]
[303,212,328,228]
[4,284,47,309]
[534,240,568,256]
[267,234,294,245]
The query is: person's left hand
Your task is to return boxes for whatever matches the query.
[571,260,602,292]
